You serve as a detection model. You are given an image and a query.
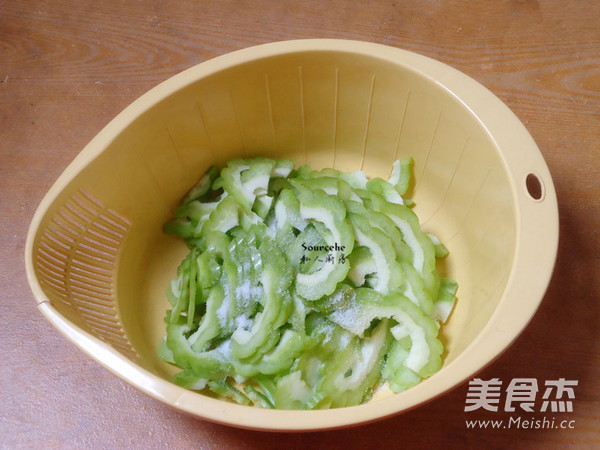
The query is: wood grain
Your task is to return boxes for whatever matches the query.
[1,0,599,448]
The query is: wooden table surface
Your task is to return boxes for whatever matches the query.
[2,0,598,448]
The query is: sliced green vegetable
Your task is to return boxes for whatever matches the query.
[183,165,220,204]
[291,182,354,300]
[173,370,208,391]
[188,285,225,352]
[207,380,251,406]
[432,277,458,323]
[366,177,404,205]
[166,317,232,380]
[243,384,274,408]
[388,157,413,196]
[159,157,457,410]
[347,213,402,295]
[318,319,391,407]
[428,232,449,258]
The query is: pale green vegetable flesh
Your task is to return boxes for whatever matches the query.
[160,157,457,409]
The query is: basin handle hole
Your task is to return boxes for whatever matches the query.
[525,173,545,201]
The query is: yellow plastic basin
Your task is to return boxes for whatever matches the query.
[25,39,558,431]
